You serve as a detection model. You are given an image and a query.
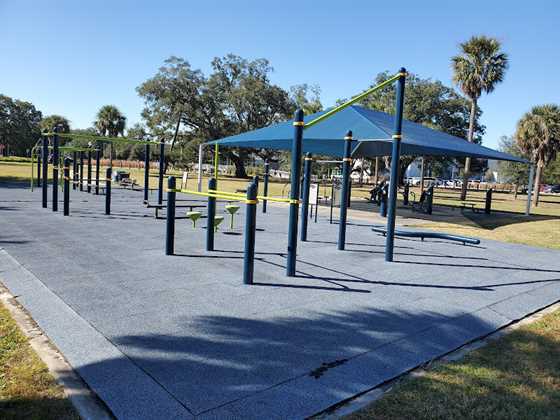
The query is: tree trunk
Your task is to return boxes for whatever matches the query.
[533,160,543,207]
[109,143,113,168]
[461,99,478,201]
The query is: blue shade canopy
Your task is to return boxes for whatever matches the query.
[208,105,527,163]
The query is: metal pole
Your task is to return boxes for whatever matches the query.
[243,178,258,284]
[197,143,203,192]
[206,177,216,251]
[525,164,535,216]
[485,188,492,214]
[95,149,100,195]
[403,182,409,205]
[300,153,313,241]
[105,167,111,215]
[158,141,164,205]
[385,68,406,262]
[286,109,304,277]
[262,160,270,213]
[37,150,42,187]
[42,136,48,208]
[63,158,70,216]
[52,130,59,212]
[214,143,219,187]
[329,180,334,224]
[420,156,425,194]
[426,185,434,215]
[79,151,84,191]
[165,176,176,255]
[72,151,77,190]
[144,143,150,203]
[87,151,92,193]
[337,131,353,250]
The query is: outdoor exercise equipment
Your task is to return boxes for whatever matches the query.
[485,188,493,214]
[87,151,92,193]
[371,227,480,245]
[300,153,313,241]
[63,157,70,216]
[262,160,270,213]
[385,69,406,261]
[105,168,112,215]
[41,136,48,208]
[412,185,434,214]
[286,109,303,276]
[206,178,217,250]
[213,216,224,232]
[95,149,101,194]
[338,131,353,250]
[52,128,60,211]
[379,186,388,217]
[186,211,202,228]
[225,205,240,230]
[79,151,84,191]
[165,174,295,284]
[402,183,410,205]
[39,131,163,205]
[243,178,258,284]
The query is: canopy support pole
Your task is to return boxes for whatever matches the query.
[214,143,219,188]
[42,136,48,208]
[525,164,535,216]
[158,141,165,205]
[144,143,150,203]
[286,109,304,277]
[385,68,407,262]
[337,132,353,250]
[300,153,313,241]
[197,143,204,192]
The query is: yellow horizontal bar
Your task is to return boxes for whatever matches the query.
[208,189,246,198]
[257,196,299,204]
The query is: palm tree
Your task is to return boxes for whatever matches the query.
[452,35,508,200]
[94,105,126,166]
[515,105,560,206]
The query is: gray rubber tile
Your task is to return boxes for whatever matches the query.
[1,183,559,418]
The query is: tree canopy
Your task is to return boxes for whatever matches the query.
[0,94,42,156]
[40,115,70,134]
[451,35,508,199]
[137,54,320,177]
[515,104,560,205]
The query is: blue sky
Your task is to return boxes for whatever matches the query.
[1,0,558,148]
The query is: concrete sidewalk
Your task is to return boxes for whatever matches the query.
[1,182,559,419]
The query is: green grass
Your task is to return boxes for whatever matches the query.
[350,185,560,250]
[347,308,560,420]
[0,300,79,420]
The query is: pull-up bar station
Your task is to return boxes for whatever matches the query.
[36,130,170,210]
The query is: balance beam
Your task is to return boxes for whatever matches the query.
[372,227,480,245]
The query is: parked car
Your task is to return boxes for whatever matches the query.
[551,184,560,193]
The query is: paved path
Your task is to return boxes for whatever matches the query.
[1,182,559,419]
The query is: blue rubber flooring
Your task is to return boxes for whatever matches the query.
[1,182,559,419]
